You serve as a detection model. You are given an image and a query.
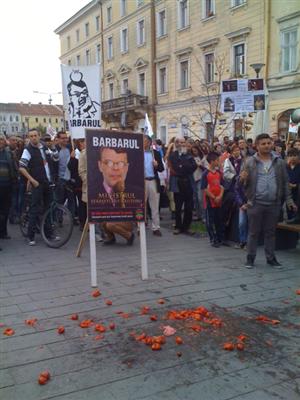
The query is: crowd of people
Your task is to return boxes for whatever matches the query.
[0,129,299,269]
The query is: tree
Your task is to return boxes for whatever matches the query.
[169,53,237,145]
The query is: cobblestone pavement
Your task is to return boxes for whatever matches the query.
[0,215,299,400]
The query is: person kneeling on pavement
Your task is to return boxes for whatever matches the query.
[102,222,134,246]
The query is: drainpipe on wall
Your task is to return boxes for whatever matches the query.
[99,0,105,103]
[264,0,271,133]
[150,0,157,134]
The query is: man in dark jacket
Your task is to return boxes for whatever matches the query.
[169,137,197,234]
[19,129,59,245]
[0,133,17,241]
[241,133,296,268]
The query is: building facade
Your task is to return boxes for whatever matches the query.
[0,103,64,136]
[0,104,22,136]
[267,1,300,139]
[55,0,300,143]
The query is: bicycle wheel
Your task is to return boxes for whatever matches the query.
[41,204,73,248]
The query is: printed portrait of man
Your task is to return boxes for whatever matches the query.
[67,71,99,119]
[95,146,144,208]
[98,147,129,195]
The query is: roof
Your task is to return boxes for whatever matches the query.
[0,103,64,116]
[54,0,99,35]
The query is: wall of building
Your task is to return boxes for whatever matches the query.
[267,1,300,136]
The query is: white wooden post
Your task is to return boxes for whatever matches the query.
[89,223,97,287]
[139,221,148,280]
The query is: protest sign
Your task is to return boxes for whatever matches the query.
[86,129,145,223]
[221,78,265,113]
[61,65,101,138]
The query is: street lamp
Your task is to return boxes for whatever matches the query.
[250,63,265,79]
[33,91,62,105]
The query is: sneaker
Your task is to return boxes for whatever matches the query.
[103,237,116,245]
[173,229,181,235]
[184,229,195,236]
[245,255,254,269]
[267,257,282,269]
[127,233,135,246]
[95,234,103,242]
[28,240,36,246]
[153,230,162,237]
[211,242,220,248]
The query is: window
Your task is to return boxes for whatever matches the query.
[234,119,243,136]
[85,22,89,38]
[180,116,190,136]
[15,127,18,132]
[158,120,167,143]
[43,118,46,123]
[86,49,90,65]
[76,29,80,42]
[158,67,167,94]
[35,118,38,123]
[231,0,246,7]
[56,118,58,123]
[120,0,126,17]
[122,78,129,94]
[281,28,298,72]
[137,19,145,46]
[15,115,19,122]
[202,0,215,18]
[96,44,101,63]
[120,28,128,52]
[138,72,145,95]
[68,59,71,66]
[109,82,114,99]
[179,60,189,89]
[10,115,13,122]
[233,43,245,75]
[206,122,213,141]
[49,118,51,123]
[205,53,214,83]
[107,6,112,23]
[76,55,80,66]
[107,36,113,59]
[95,15,100,31]
[12,126,14,132]
[178,0,189,30]
[157,9,166,37]
[67,36,71,50]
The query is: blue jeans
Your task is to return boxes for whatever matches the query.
[239,208,248,244]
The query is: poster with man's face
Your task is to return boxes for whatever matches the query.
[86,129,145,223]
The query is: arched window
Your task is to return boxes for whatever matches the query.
[158,118,167,144]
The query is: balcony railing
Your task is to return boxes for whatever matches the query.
[102,93,148,113]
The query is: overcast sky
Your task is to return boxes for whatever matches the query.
[0,0,87,105]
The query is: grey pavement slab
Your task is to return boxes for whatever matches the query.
[0,216,299,400]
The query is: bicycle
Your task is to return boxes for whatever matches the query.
[19,184,73,248]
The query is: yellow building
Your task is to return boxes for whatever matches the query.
[55,0,154,132]
[154,0,266,142]
[16,103,64,134]
[0,103,64,135]
[55,0,299,143]
[267,0,300,139]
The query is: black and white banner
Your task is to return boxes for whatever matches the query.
[61,64,101,139]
